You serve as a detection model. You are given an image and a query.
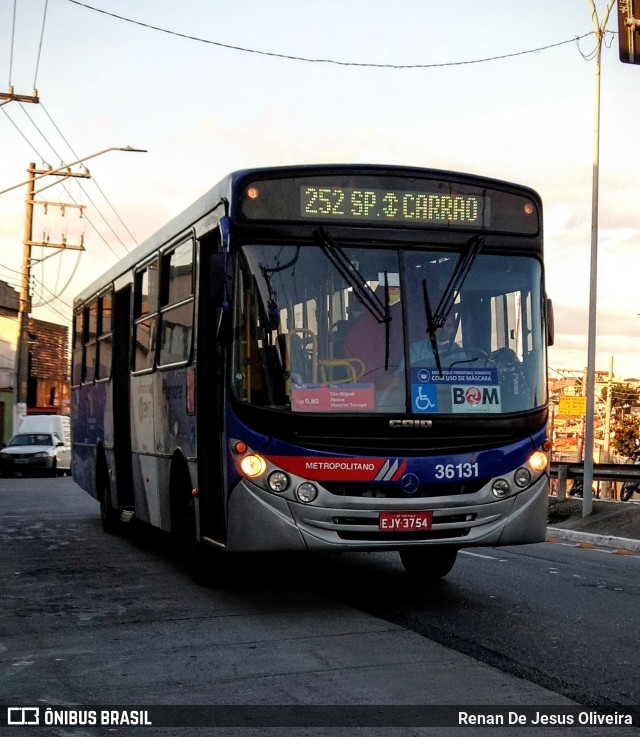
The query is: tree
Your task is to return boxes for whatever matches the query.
[611,415,640,460]
[601,381,640,409]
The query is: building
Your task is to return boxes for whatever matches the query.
[0,281,19,445]
[0,280,70,445]
[549,371,640,464]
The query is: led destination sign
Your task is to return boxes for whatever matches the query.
[301,186,489,227]
[239,173,539,234]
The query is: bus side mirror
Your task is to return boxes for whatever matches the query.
[546,297,555,347]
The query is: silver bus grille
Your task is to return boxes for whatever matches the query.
[323,480,486,498]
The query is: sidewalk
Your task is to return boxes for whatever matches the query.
[547,497,640,552]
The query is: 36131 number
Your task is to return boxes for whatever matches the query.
[434,462,479,480]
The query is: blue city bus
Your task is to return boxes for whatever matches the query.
[71,164,552,582]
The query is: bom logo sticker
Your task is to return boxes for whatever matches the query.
[452,385,501,413]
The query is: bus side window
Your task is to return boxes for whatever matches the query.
[84,300,98,383]
[72,310,84,386]
[97,289,113,380]
[133,258,159,372]
[159,239,194,366]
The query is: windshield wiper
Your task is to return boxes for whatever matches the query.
[432,234,484,327]
[314,228,390,324]
[419,235,484,376]
[314,227,392,369]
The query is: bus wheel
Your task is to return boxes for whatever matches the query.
[399,546,458,581]
[99,473,120,535]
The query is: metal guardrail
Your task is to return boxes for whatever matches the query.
[550,462,640,482]
[550,461,640,502]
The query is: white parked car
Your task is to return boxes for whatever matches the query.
[0,431,71,477]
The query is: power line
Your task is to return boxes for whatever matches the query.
[1,105,46,161]
[17,103,134,256]
[66,0,597,69]
[1,104,135,264]
[8,0,17,85]
[40,103,139,247]
[0,105,132,325]
[0,263,71,323]
[33,0,49,89]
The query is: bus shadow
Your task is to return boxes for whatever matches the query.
[110,517,474,613]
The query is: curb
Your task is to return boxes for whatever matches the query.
[547,526,640,553]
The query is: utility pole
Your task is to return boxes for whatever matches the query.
[7,146,145,428]
[582,0,616,517]
[13,163,88,426]
[14,165,36,419]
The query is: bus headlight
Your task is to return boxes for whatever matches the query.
[268,471,290,492]
[514,467,532,488]
[492,478,511,498]
[295,482,318,503]
[240,453,267,478]
[529,450,548,473]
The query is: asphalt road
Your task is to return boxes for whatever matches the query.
[308,540,640,712]
[1,477,639,735]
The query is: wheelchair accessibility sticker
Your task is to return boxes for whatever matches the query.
[411,383,438,413]
[411,367,501,414]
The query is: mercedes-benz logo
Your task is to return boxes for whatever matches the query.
[400,473,420,494]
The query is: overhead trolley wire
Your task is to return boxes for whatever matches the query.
[66,0,598,69]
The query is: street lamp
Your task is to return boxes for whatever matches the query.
[0,146,147,196]
[11,145,146,428]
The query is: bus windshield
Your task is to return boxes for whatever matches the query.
[231,240,546,416]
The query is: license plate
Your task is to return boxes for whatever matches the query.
[379,511,433,531]
[14,459,29,464]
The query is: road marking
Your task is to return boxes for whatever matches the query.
[461,550,507,561]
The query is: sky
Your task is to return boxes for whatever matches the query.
[1,0,639,379]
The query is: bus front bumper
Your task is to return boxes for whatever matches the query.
[224,475,549,553]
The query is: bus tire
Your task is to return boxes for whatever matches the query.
[178,496,235,587]
[98,469,120,535]
[399,546,458,581]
